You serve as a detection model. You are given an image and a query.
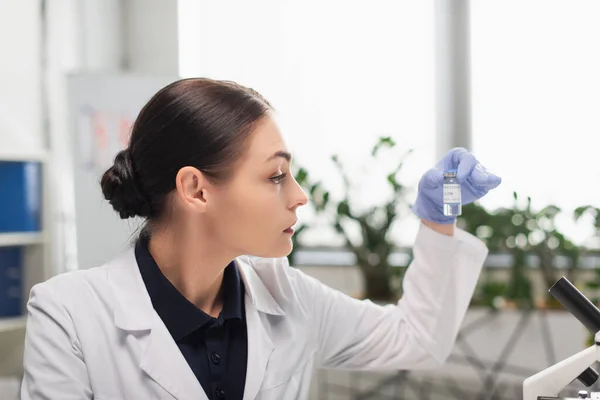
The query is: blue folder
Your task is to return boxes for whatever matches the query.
[0,161,42,232]
[0,246,23,317]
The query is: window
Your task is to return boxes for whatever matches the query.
[178,0,436,246]
[471,0,600,246]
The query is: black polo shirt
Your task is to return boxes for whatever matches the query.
[135,236,248,400]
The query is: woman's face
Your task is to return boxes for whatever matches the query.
[190,115,308,259]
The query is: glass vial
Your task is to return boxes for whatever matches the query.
[443,169,462,217]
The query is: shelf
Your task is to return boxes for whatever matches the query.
[0,151,48,162]
[0,317,26,333]
[0,232,44,247]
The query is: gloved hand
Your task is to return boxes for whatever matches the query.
[412,147,502,224]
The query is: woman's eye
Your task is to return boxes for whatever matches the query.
[269,173,288,184]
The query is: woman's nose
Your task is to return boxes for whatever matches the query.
[291,179,308,209]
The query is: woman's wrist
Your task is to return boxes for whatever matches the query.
[421,219,455,236]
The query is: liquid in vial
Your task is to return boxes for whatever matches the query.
[443,169,462,217]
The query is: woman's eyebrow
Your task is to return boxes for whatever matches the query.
[265,150,292,162]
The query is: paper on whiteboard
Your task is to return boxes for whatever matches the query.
[76,105,135,172]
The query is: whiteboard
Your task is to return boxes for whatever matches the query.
[66,73,178,270]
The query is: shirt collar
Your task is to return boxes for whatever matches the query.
[134,235,244,341]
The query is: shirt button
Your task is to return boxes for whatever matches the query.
[211,352,221,365]
[216,388,225,399]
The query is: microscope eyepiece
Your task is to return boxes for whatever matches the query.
[549,277,600,387]
[549,277,600,334]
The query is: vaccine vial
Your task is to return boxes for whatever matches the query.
[443,169,462,217]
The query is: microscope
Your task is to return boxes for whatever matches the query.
[523,277,600,399]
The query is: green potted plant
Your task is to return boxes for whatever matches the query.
[459,193,580,309]
[289,137,414,302]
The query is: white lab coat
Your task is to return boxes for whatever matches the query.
[21,224,488,400]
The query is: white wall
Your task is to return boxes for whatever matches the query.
[0,0,43,152]
[125,0,179,74]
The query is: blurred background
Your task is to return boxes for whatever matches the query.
[2,0,600,399]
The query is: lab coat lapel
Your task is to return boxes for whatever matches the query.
[139,318,207,400]
[243,296,275,400]
[108,249,206,400]
[236,256,286,400]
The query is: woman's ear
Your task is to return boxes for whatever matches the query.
[175,166,208,213]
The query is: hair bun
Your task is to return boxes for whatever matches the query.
[100,149,150,219]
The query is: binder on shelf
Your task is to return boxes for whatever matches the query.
[0,246,23,317]
[0,161,42,233]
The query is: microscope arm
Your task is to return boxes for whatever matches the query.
[523,345,598,400]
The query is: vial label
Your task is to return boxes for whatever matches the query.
[443,184,461,204]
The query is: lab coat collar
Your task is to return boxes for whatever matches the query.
[107,248,155,331]
[107,250,285,331]
[235,256,286,317]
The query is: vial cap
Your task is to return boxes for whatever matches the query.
[443,169,457,178]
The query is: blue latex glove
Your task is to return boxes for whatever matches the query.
[412,148,502,224]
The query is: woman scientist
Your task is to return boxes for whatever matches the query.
[21,78,501,400]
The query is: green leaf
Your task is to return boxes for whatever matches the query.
[587,282,600,289]
[574,205,596,221]
[312,186,330,210]
[295,167,308,186]
[322,192,330,206]
[537,205,561,219]
[387,173,399,190]
[371,136,396,157]
[337,201,351,217]
[333,221,344,234]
